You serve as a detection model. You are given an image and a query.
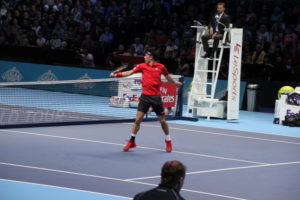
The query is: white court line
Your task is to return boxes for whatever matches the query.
[0,178,131,199]
[136,124,300,145]
[0,129,267,165]
[0,162,246,200]
[125,161,300,181]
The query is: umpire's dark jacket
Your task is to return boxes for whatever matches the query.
[210,12,231,34]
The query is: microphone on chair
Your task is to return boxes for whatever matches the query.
[215,17,229,31]
[193,20,203,26]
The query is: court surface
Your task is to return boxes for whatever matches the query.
[1,118,300,200]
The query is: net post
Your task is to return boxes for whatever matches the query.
[175,76,184,117]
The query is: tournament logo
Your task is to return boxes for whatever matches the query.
[38,70,58,81]
[1,66,23,82]
[74,73,95,89]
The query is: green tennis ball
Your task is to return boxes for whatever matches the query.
[278,86,294,99]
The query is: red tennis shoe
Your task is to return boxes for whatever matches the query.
[123,140,137,151]
[165,140,172,152]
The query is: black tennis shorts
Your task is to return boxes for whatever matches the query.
[138,94,165,116]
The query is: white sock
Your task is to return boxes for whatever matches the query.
[131,133,136,137]
[166,135,171,141]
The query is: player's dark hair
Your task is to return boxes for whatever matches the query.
[161,160,186,187]
[145,50,157,60]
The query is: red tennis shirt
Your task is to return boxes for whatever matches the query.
[132,61,169,95]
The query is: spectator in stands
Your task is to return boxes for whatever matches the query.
[124,45,137,56]
[175,57,190,76]
[49,34,62,49]
[99,26,114,44]
[0,3,8,17]
[256,24,270,45]
[77,48,95,68]
[36,34,47,47]
[81,33,94,51]
[106,51,122,70]
[284,25,298,48]
[0,0,299,82]
[165,39,178,59]
[131,37,144,56]
[31,20,41,36]
[117,44,125,54]
[251,44,266,65]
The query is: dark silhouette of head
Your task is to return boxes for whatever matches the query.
[160,160,186,191]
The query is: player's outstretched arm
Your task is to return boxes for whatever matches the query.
[110,70,134,78]
[165,74,183,88]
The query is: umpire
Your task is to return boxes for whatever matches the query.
[201,2,231,58]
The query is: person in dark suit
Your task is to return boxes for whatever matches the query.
[201,2,231,58]
[133,160,186,200]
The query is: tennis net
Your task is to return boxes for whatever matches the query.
[0,75,184,128]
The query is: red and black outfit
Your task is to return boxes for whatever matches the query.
[132,61,169,116]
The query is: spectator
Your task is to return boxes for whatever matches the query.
[31,20,41,36]
[284,25,298,48]
[49,34,62,49]
[251,44,266,65]
[99,26,114,52]
[134,160,186,200]
[176,57,190,76]
[165,39,178,58]
[77,48,95,67]
[81,34,94,51]
[106,51,122,70]
[0,4,8,17]
[36,34,47,47]
[256,24,270,45]
[131,37,144,56]
[0,0,299,82]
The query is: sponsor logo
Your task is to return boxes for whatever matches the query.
[160,82,177,107]
[122,79,142,91]
[109,96,130,107]
[230,43,241,101]
[286,109,300,116]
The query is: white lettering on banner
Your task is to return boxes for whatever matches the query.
[161,86,175,103]
[160,87,168,94]
[160,83,177,107]
[162,96,175,103]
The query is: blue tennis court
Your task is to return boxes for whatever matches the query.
[1,112,300,200]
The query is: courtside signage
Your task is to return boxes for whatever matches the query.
[160,82,177,107]
[227,28,243,120]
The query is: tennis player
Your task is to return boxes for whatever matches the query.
[110,51,182,152]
